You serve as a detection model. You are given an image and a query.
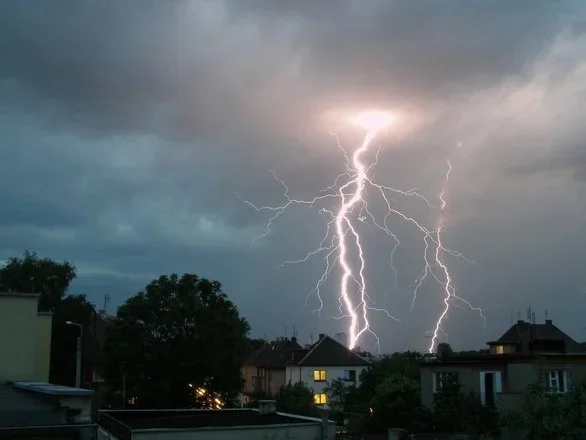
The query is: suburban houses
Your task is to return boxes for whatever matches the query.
[420,318,586,413]
[243,333,372,405]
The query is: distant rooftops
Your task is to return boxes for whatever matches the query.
[244,334,371,368]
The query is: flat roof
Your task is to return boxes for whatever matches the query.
[12,382,94,397]
[420,352,586,367]
[99,409,322,438]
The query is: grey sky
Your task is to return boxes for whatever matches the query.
[1,0,585,353]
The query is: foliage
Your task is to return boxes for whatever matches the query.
[275,382,320,417]
[0,250,76,311]
[101,273,250,408]
[0,251,99,387]
[437,342,454,359]
[433,382,500,436]
[510,381,586,440]
[50,294,99,386]
[363,373,429,433]
[324,378,354,410]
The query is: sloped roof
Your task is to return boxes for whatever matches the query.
[297,336,371,367]
[244,339,303,367]
[488,320,583,353]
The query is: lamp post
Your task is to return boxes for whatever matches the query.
[66,321,83,388]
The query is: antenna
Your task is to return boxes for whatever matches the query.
[532,312,536,325]
[545,310,548,322]
[510,309,514,326]
[292,325,297,338]
[310,333,314,345]
[100,294,111,316]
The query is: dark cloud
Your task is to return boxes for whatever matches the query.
[1,0,586,352]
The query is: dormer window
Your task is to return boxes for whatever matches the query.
[496,345,504,355]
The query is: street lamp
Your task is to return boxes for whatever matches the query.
[65,321,83,388]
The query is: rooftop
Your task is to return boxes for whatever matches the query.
[99,409,324,440]
[420,352,586,367]
[487,319,583,353]
[245,334,371,368]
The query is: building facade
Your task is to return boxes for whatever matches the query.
[420,318,586,413]
[243,334,371,406]
[0,292,53,382]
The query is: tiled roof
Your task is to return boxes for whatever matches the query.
[488,320,583,353]
[244,335,371,368]
[297,336,371,367]
[244,339,303,367]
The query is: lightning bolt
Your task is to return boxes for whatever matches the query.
[427,160,486,353]
[238,117,484,352]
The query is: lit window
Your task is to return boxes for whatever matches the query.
[313,370,327,381]
[547,370,569,393]
[314,393,327,405]
[496,345,504,354]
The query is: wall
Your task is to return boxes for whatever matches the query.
[242,366,287,395]
[421,358,586,413]
[0,293,39,381]
[35,312,53,382]
[133,423,335,440]
[285,365,367,397]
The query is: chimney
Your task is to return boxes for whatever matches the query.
[258,400,277,415]
[545,319,553,326]
[318,333,325,340]
[291,336,297,343]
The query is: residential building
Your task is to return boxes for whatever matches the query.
[0,292,53,382]
[97,401,336,440]
[420,319,586,413]
[242,337,303,395]
[242,334,371,406]
[0,291,96,438]
[285,334,371,406]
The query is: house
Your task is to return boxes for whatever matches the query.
[97,400,336,440]
[242,337,303,395]
[420,319,586,414]
[243,334,371,406]
[0,292,96,438]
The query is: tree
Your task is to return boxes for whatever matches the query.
[50,294,99,386]
[275,383,320,417]
[101,273,250,408]
[511,381,586,440]
[363,373,428,433]
[325,378,353,410]
[436,343,454,360]
[0,250,76,311]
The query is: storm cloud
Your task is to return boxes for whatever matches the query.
[1,0,585,352]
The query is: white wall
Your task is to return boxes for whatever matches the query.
[285,365,368,395]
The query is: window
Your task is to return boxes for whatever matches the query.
[343,370,357,382]
[313,370,327,382]
[432,372,459,393]
[496,345,504,354]
[547,370,569,393]
[314,393,327,405]
[258,367,266,377]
